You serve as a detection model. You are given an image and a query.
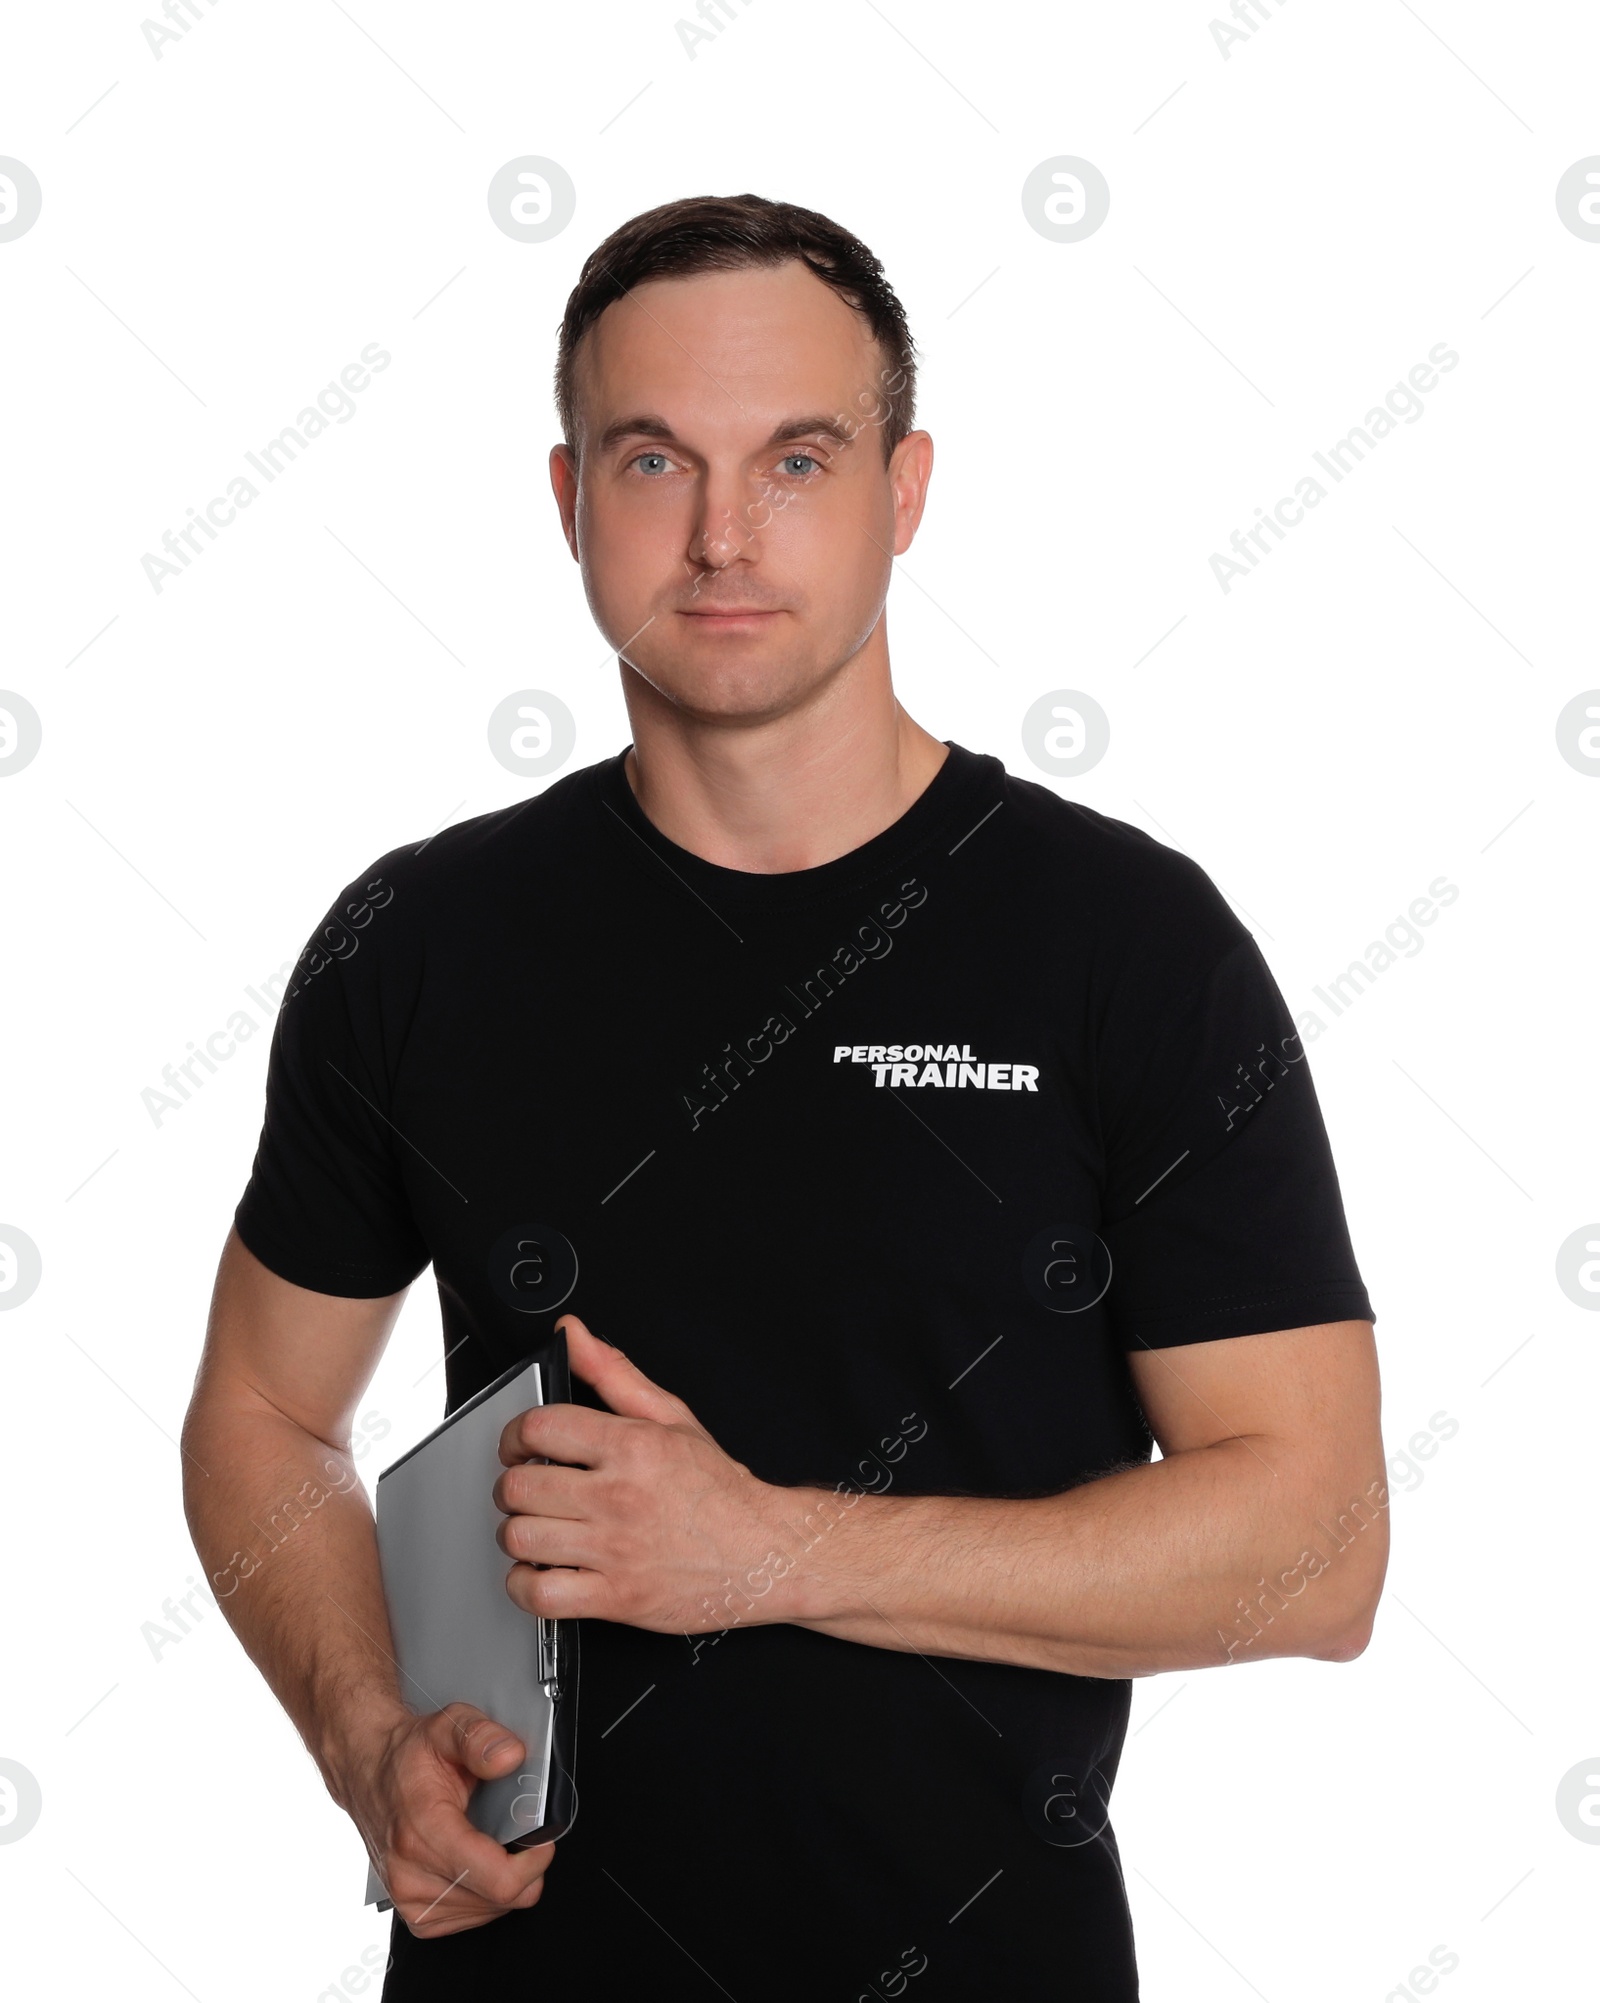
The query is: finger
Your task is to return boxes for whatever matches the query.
[387,1775,555,1916]
[498,1400,626,1469]
[398,1823,555,1927]
[418,1812,555,1905]
[496,1510,596,1567]
[401,1873,548,1939]
[492,1460,591,1518]
[506,1559,610,1621]
[558,1313,698,1428]
[427,1702,525,1780]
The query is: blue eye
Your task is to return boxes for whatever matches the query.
[780,453,819,476]
[632,452,670,475]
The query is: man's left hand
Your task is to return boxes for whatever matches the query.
[494,1314,806,1633]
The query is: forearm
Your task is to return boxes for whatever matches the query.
[181,1392,410,1802]
[765,1438,1389,1678]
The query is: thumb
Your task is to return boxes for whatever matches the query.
[431,1702,525,1780]
[558,1314,696,1428]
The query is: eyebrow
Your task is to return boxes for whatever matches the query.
[594,412,858,456]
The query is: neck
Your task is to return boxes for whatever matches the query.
[618,638,947,874]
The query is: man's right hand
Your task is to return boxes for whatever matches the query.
[341,1701,556,1937]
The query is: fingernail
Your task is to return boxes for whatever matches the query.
[482,1735,514,1759]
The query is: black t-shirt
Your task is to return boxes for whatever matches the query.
[235,742,1373,2003]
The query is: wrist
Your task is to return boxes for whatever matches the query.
[312,1691,412,1810]
[763,1481,875,1626]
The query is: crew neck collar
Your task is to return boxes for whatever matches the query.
[589,739,999,922]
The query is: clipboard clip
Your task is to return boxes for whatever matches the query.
[538,1615,563,1701]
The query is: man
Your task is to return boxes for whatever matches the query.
[183,194,1386,2000]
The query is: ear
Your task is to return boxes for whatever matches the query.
[549,442,579,558]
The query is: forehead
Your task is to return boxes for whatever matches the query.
[574,260,883,446]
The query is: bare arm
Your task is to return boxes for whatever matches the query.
[777,1320,1389,1674]
[183,1229,407,1761]
[183,1228,555,1934]
[497,1317,1388,1679]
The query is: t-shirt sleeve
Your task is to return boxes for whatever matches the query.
[1095,920,1374,1351]
[233,870,431,1299]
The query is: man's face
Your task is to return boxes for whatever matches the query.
[551,260,931,726]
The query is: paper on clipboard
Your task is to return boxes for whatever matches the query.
[361,1338,579,1909]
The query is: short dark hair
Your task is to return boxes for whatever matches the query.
[555,193,917,462]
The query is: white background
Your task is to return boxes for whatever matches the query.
[2,1,1597,1996]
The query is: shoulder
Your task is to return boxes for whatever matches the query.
[991,761,1248,971]
[325,758,608,925]
[283,759,610,1001]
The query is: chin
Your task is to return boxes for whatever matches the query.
[626,646,824,726]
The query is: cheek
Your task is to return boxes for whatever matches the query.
[763,486,888,607]
[580,485,691,588]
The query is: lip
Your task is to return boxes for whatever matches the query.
[677,608,783,622]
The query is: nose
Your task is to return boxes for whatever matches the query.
[690,510,742,571]
[688,466,764,573]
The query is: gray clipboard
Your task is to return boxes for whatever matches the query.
[363,1339,580,1908]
